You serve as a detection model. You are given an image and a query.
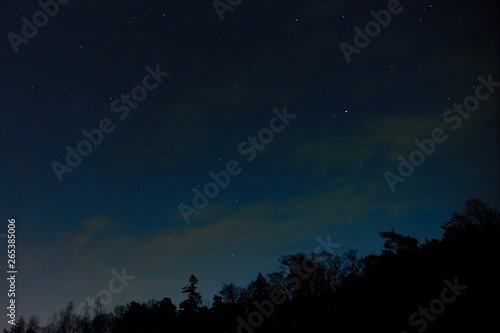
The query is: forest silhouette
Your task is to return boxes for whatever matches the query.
[5,198,498,333]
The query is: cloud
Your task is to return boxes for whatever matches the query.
[85,215,110,230]
[72,233,90,246]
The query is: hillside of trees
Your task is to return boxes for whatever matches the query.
[4,198,499,333]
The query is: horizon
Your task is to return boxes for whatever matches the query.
[3,199,494,326]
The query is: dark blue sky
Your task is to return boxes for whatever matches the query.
[1,0,498,324]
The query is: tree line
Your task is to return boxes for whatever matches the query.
[4,198,499,332]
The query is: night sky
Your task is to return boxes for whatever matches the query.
[1,0,499,324]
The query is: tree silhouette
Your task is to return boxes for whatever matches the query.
[212,295,223,307]
[321,252,343,292]
[219,282,241,304]
[248,272,272,300]
[57,302,78,333]
[179,274,202,314]
[25,315,40,333]
[441,198,500,240]
[120,301,153,333]
[9,317,24,333]
[267,271,290,298]
[279,253,315,298]
[379,229,419,255]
